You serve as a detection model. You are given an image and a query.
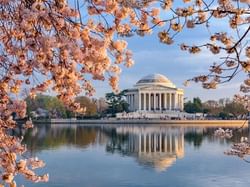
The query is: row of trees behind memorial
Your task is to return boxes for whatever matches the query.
[184,97,247,119]
[25,91,129,119]
[2,0,250,185]
[25,94,246,119]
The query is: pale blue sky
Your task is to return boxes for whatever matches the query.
[92,25,245,101]
[66,1,247,101]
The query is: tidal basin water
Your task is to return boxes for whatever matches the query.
[16,124,250,187]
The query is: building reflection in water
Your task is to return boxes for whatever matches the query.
[20,124,250,172]
[107,126,184,172]
[20,125,185,172]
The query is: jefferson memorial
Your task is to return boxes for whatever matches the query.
[117,74,192,119]
[126,74,184,112]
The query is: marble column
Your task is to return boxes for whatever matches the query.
[159,93,162,111]
[130,95,132,110]
[149,93,151,111]
[179,94,181,110]
[169,93,172,110]
[157,93,159,110]
[141,94,143,110]
[131,94,133,111]
[153,93,156,110]
[178,94,180,110]
[128,94,131,109]
[176,94,179,110]
[172,94,175,110]
[164,93,167,110]
[166,93,169,110]
[132,94,134,111]
[143,93,146,111]
[142,93,144,111]
[176,94,178,110]
[139,92,141,111]
[173,93,175,110]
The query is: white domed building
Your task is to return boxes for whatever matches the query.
[125,74,184,112]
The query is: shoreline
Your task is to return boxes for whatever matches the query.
[32,119,249,127]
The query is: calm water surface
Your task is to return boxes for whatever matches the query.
[16,124,250,187]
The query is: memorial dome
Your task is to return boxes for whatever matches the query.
[135,74,176,88]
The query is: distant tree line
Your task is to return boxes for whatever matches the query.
[26,94,247,120]
[26,94,107,119]
[25,91,129,119]
[184,97,247,119]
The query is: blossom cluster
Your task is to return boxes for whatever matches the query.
[214,128,233,139]
[1,0,250,185]
[225,141,250,158]
[170,1,250,101]
[234,94,250,111]
[214,128,250,159]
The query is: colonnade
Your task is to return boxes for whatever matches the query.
[125,131,184,158]
[138,92,183,111]
[137,133,183,155]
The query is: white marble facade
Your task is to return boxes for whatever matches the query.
[125,74,184,112]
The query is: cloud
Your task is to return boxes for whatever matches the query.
[93,16,246,100]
